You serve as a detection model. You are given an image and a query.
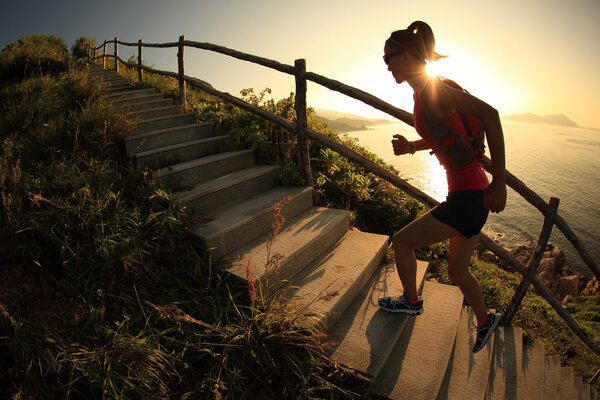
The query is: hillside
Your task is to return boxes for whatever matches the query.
[503,113,578,128]
[314,109,391,133]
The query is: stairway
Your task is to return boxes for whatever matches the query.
[88,65,599,400]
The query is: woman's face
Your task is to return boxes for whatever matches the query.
[384,43,422,84]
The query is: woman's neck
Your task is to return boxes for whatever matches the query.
[406,71,432,91]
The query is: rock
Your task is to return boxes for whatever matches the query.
[559,275,580,299]
[581,277,599,296]
[538,258,557,277]
[481,250,499,263]
[562,295,573,304]
[538,268,555,289]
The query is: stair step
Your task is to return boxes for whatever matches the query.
[437,306,495,400]
[153,150,254,188]
[560,365,575,399]
[573,376,588,400]
[98,75,128,82]
[225,206,349,286]
[95,77,130,86]
[521,341,544,400]
[135,135,232,167]
[107,84,134,92]
[129,105,182,120]
[118,98,173,113]
[328,260,428,379]
[486,326,523,400]
[543,355,562,400]
[111,93,166,108]
[107,88,156,101]
[372,281,464,400]
[136,113,197,134]
[195,186,313,258]
[172,165,280,213]
[289,229,389,330]
[125,122,213,155]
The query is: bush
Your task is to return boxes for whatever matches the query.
[71,36,96,60]
[0,35,68,82]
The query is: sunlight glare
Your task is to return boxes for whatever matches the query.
[418,153,448,202]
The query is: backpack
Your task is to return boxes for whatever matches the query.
[421,77,486,169]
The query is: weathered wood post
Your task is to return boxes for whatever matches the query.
[138,39,143,84]
[177,35,187,111]
[501,196,560,326]
[294,59,314,187]
[114,37,119,74]
[102,41,106,69]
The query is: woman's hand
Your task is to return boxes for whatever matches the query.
[392,134,412,155]
[484,179,507,213]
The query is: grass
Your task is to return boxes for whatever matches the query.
[111,56,600,391]
[2,46,598,398]
[0,58,381,398]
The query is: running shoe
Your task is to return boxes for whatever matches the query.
[472,312,501,353]
[378,294,424,315]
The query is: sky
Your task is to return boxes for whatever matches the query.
[2,0,600,129]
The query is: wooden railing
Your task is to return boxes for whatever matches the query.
[86,38,600,362]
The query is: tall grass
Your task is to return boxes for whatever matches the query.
[0,48,383,398]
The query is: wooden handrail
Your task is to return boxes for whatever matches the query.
[87,39,600,359]
[501,197,560,326]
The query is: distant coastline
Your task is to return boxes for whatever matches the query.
[501,113,578,128]
[315,109,583,132]
[314,109,391,133]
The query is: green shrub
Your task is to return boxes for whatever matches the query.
[0,35,68,82]
[71,36,96,60]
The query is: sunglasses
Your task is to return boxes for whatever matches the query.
[383,51,404,65]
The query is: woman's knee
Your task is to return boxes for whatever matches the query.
[448,267,475,287]
[392,231,416,252]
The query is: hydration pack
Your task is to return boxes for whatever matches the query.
[422,78,486,169]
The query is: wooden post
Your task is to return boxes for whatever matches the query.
[294,59,314,187]
[501,196,560,326]
[114,37,119,74]
[138,39,143,84]
[178,35,187,110]
[102,41,106,69]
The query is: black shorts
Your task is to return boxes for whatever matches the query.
[431,190,489,238]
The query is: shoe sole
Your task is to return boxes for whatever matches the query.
[379,306,424,315]
[472,314,501,353]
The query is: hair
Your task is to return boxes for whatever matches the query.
[386,21,446,63]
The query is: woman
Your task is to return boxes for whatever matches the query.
[377,21,507,353]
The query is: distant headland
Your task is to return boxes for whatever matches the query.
[315,109,582,133]
[314,109,391,133]
[501,113,578,128]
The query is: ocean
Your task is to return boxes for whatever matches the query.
[345,119,600,277]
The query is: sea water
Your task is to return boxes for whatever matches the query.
[345,120,600,277]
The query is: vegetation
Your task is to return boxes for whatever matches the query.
[0,35,70,82]
[112,55,600,390]
[0,38,379,399]
[1,35,598,398]
[71,36,96,61]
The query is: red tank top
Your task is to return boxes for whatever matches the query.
[413,86,489,192]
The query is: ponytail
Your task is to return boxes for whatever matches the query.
[387,21,446,63]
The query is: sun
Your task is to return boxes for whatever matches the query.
[425,60,443,78]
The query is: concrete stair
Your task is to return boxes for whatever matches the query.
[88,64,599,400]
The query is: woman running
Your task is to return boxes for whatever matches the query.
[377,21,507,353]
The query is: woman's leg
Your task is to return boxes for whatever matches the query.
[447,234,487,323]
[392,212,460,301]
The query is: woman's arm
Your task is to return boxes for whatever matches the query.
[392,135,431,155]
